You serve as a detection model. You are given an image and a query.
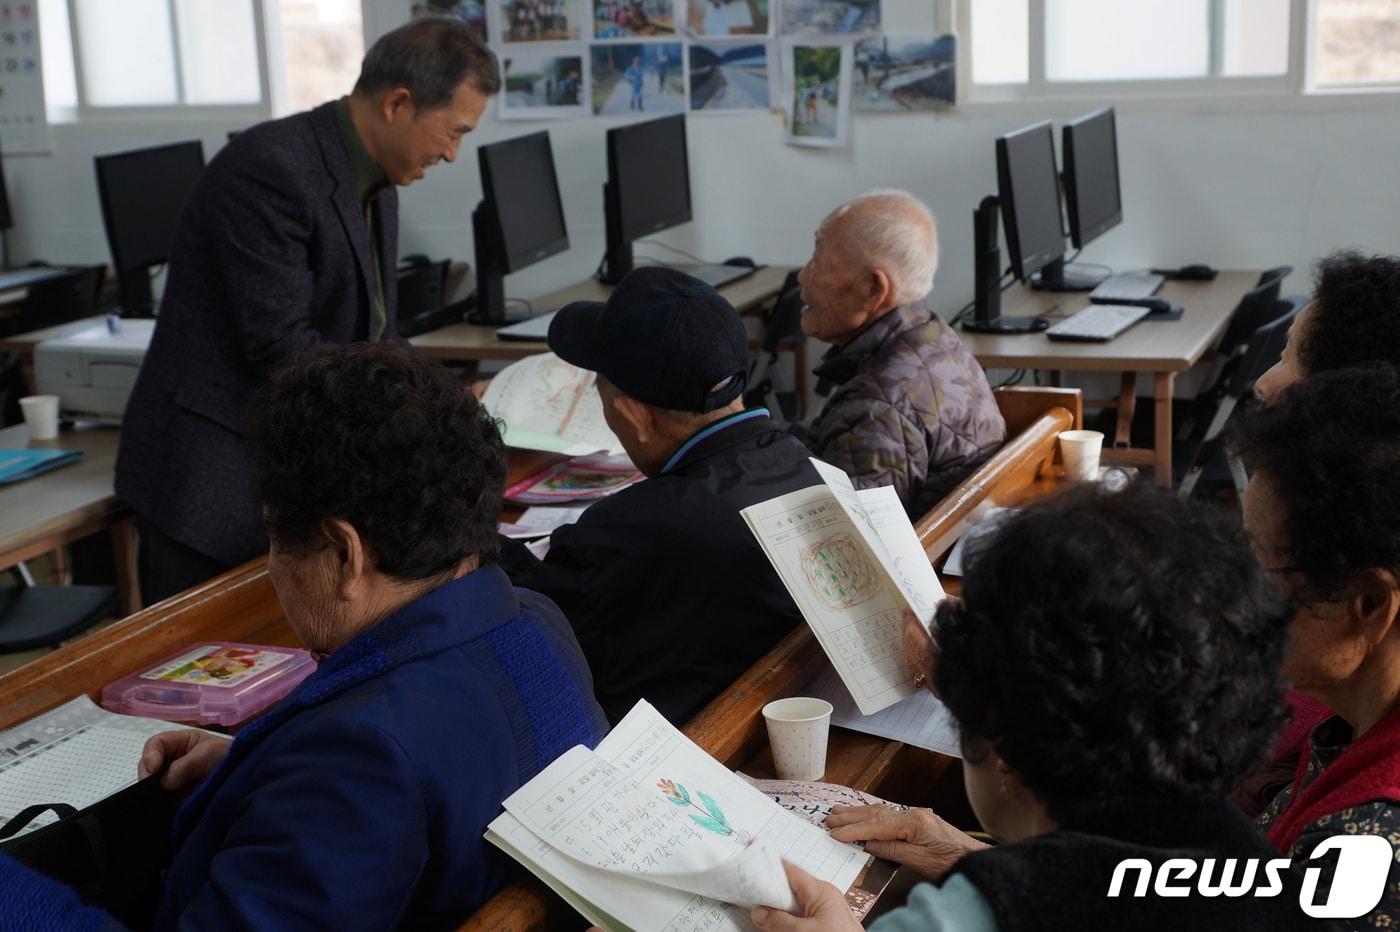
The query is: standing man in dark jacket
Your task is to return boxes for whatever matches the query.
[116,18,500,604]
[505,268,820,725]
[791,190,1005,519]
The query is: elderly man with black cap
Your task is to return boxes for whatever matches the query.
[505,267,819,725]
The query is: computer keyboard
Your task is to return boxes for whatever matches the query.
[1046,304,1151,342]
[496,310,557,342]
[688,264,758,288]
[1089,271,1164,303]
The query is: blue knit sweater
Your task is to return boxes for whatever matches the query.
[0,566,607,931]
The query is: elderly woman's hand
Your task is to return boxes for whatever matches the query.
[826,804,987,881]
[750,861,862,932]
[138,729,233,793]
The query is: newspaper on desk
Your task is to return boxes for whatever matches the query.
[741,460,947,716]
[0,697,191,837]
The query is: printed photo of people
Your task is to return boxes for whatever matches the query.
[853,34,955,111]
[683,0,770,38]
[784,42,850,147]
[501,0,580,41]
[411,0,488,43]
[593,0,676,39]
[591,42,685,114]
[780,0,880,35]
[499,47,587,118]
[689,42,770,111]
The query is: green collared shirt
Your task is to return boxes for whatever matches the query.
[334,97,389,340]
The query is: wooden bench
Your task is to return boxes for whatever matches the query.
[461,386,1082,930]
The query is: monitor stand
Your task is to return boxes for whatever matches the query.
[961,194,1049,335]
[1030,257,1108,292]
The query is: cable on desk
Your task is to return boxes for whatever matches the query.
[638,239,708,265]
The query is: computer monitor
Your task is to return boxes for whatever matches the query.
[94,141,206,316]
[997,121,1068,287]
[471,130,569,325]
[600,114,691,284]
[1062,107,1122,250]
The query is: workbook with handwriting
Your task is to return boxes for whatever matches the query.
[740,460,946,716]
[481,352,624,456]
[485,701,885,932]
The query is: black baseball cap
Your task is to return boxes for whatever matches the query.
[547,267,748,412]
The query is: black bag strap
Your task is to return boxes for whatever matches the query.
[0,804,78,841]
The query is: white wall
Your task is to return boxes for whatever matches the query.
[8,2,1400,398]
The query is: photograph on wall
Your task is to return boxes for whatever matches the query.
[688,42,772,112]
[411,0,488,43]
[590,42,686,114]
[499,46,588,118]
[683,0,770,38]
[499,0,581,41]
[592,0,677,38]
[783,42,851,147]
[853,34,955,111]
[779,0,880,36]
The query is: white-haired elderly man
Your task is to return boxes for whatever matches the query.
[791,190,1005,516]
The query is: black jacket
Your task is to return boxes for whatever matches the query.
[506,413,818,725]
[951,796,1335,931]
[116,102,400,566]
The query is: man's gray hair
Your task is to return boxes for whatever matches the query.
[825,189,939,306]
[355,17,501,110]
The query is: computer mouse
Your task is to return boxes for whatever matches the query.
[1174,264,1218,281]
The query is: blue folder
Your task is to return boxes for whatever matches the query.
[0,449,84,485]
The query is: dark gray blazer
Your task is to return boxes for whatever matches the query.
[116,102,400,566]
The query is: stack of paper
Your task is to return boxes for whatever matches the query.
[487,701,877,931]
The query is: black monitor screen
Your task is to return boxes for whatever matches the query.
[480,131,568,273]
[95,141,205,274]
[1063,107,1122,249]
[997,121,1065,281]
[0,144,11,232]
[608,115,691,242]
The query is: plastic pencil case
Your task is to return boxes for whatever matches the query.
[100,642,317,727]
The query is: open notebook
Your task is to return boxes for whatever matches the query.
[741,459,947,716]
[486,701,888,931]
[481,352,624,456]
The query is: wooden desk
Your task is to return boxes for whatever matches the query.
[958,270,1259,481]
[0,421,140,616]
[410,265,796,381]
[0,391,1075,929]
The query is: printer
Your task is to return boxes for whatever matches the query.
[34,319,155,425]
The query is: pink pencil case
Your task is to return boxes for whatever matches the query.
[101,642,317,726]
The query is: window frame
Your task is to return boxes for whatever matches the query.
[954,0,1400,108]
[56,0,274,123]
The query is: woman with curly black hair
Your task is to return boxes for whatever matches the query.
[751,482,1316,932]
[1255,250,1400,403]
[1237,364,1400,930]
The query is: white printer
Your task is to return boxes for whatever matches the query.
[34,318,155,425]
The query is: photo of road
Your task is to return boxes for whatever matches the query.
[853,35,955,111]
[689,43,769,110]
[591,43,686,114]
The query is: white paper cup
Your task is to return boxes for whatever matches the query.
[19,395,61,441]
[1059,429,1104,482]
[762,697,833,781]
